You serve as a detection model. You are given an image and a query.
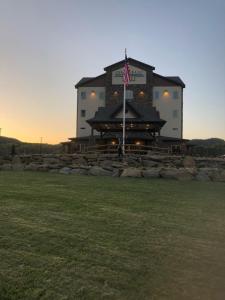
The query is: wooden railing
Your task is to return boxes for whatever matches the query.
[84,144,170,155]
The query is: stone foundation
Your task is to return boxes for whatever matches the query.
[0,153,225,182]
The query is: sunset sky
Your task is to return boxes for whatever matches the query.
[0,0,225,144]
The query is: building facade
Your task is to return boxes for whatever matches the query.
[74,58,185,145]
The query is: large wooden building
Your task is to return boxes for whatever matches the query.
[63,57,186,152]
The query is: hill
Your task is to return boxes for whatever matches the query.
[188,138,225,156]
[0,136,22,145]
[0,136,62,155]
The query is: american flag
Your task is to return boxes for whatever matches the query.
[123,52,131,86]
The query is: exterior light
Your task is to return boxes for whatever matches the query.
[112,140,116,145]
[139,91,144,96]
[113,91,118,96]
[91,90,96,96]
[135,141,141,145]
[163,90,169,97]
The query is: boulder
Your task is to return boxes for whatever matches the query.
[112,161,127,168]
[120,167,142,178]
[183,156,196,168]
[215,170,225,182]
[12,164,24,171]
[59,167,71,175]
[99,160,114,171]
[195,168,225,182]
[43,157,60,164]
[70,168,88,175]
[195,168,211,181]
[160,168,193,181]
[142,168,161,178]
[1,164,12,171]
[89,166,112,176]
[142,160,158,168]
[24,163,40,171]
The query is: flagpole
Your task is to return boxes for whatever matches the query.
[122,81,126,155]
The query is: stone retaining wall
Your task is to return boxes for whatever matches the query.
[0,153,225,182]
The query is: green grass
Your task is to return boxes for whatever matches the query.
[0,171,225,300]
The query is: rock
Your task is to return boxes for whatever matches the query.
[59,167,71,174]
[112,162,127,168]
[112,169,120,177]
[142,160,158,168]
[70,168,88,175]
[215,170,225,182]
[89,166,112,176]
[49,169,59,173]
[183,156,196,168]
[43,157,60,164]
[195,169,211,181]
[195,168,225,182]
[37,164,49,172]
[99,160,114,171]
[12,156,22,164]
[120,168,142,178]
[142,168,161,178]
[185,167,198,176]
[160,168,193,181]
[24,163,39,171]
[12,164,24,171]
[1,164,12,171]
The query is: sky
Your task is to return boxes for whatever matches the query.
[0,0,225,144]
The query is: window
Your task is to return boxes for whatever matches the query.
[126,90,133,99]
[173,91,178,99]
[81,110,86,117]
[154,91,159,99]
[99,91,105,100]
[81,91,86,100]
[173,110,178,118]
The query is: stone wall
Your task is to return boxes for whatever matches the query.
[0,153,225,182]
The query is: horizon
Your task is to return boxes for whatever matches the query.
[1,0,225,143]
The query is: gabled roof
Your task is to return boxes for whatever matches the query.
[153,73,185,88]
[75,73,106,88]
[87,102,166,124]
[104,57,155,71]
[166,76,185,87]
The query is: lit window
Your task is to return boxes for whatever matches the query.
[163,90,170,97]
[154,91,159,99]
[173,91,178,99]
[81,91,86,100]
[99,91,105,100]
[173,110,178,118]
[81,110,86,117]
[126,90,133,99]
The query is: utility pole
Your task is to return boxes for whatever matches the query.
[40,137,43,154]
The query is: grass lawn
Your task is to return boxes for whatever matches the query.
[0,171,225,300]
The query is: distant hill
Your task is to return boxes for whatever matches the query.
[188,138,225,147]
[0,136,22,144]
[188,138,225,156]
[0,136,62,155]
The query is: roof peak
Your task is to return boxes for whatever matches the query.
[104,57,155,71]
